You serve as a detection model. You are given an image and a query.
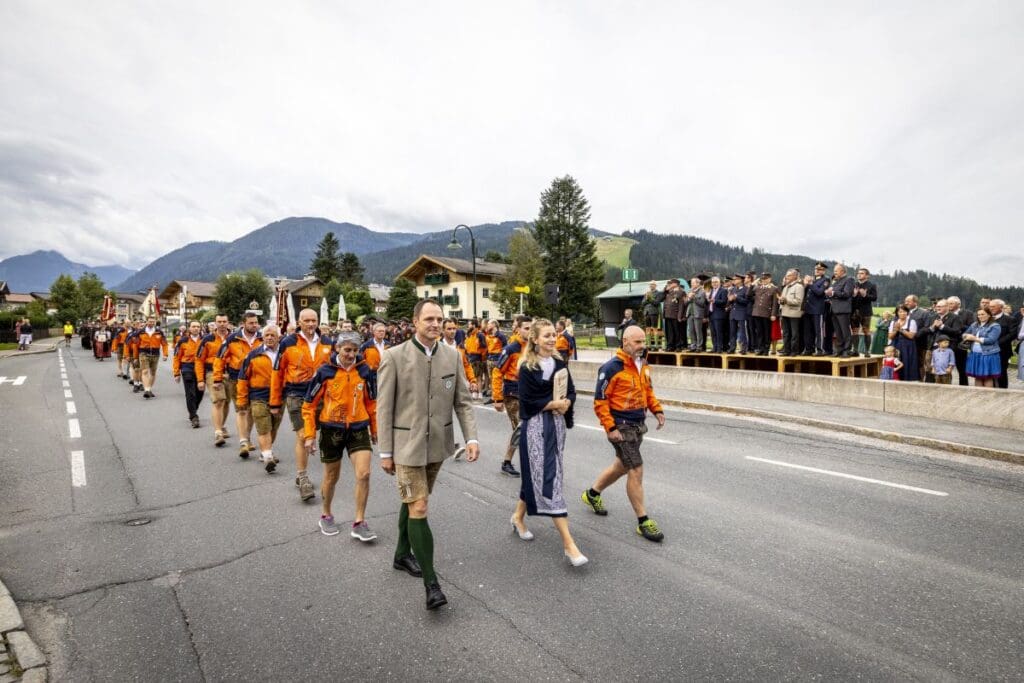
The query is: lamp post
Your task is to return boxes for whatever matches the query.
[447,224,477,319]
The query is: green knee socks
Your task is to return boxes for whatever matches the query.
[407,517,436,585]
[396,503,411,558]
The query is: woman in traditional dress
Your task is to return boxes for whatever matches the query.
[509,319,587,566]
[93,323,111,360]
[870,311,892,355]
[887,306,919,382]
[963,308,1001,388]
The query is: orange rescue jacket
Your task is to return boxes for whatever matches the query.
[214,330,262,382]
[237,347,279,408]
[173,334,203,377]
[270,332,334,406]
[491,334,523,401]
[301,357,377,440]
[195,331,229,384]
[593,349,664,433]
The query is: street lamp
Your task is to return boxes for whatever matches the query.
[447,223,477,319]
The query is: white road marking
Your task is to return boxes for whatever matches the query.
[574,423,678,445]
[0,376,27,386]
[745,456,949,497]
[69,419,81,438]
[64,389,73,398]
[70,450,87,487]
[60,374,67,380]
[66,401,77,415]
[62,380,70,387]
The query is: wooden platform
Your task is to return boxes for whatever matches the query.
[646,351,883,378]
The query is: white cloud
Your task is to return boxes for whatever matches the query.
[0,1,1021,285]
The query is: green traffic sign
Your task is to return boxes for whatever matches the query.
[622,268,638,282]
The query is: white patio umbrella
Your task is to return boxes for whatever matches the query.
[338,294,347,323]
[320,297,329,325]
[268,294,278,327]
[286,292,296,328]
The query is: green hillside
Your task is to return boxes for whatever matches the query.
[593,236,636,268]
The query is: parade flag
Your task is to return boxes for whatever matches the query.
[286,291,296,328]
[101,295,115,322]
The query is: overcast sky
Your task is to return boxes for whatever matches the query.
[1,1,1021,285]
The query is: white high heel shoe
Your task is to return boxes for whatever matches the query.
[564,550,589,567]
[510,516,534,541]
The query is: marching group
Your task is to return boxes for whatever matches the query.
[79,301,663,610]
[630,263,1023,388]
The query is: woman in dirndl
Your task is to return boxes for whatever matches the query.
[963,308,1001,388]
[508,319,588,567]
[888,306,919,382]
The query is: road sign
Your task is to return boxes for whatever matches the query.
[513,286,531,294]
[622,268,639,282]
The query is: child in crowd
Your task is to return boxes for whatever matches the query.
[879,345,902,381]
[930,335,955,385]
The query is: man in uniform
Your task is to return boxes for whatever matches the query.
[661,280,685,352]
[851,267,878,357]
[492,316,532,477]
[214,312,262,457]
[173,320,206,428]
[826,264,856,358]
[272,308,333,501]
[196,313,232,446]
[377,299,479,610]
[727,274,750,353]
[237,324,284,472]
[803,262,830,356]
[582,325,667,542]
[137,315,169,398]
[750,273,779,356]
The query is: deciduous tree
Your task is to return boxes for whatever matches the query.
[214,269,273,323]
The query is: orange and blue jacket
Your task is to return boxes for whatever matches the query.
[491,334,523,401]
[485,330,507,361]
[556,331,577,361]
[214,330,262,382]
[463,330,487,362]
[111,327,128,353]
[270,332,333,406]
[123,329,141,360]
[301,356,377,441]
[237,346,280,409]
[358,338,390,372]
[195,331,229,384]
[172,334,203,377]
[137,327,169,358]
[442,340,476,385]
[594,349,663,433]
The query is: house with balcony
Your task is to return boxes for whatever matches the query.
[158,280,218,321]
[396,255,508,321]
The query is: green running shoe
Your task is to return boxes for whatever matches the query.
[637,519,664,542]
[581,490,608,516]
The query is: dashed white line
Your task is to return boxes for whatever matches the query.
[70,450,87,487]
[66,401,77,415]
[69,419,81,438]
[64,389,73,398]
[61,380,70,387]
[745,456,949,497]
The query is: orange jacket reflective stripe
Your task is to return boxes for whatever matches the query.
[195,332,229,384]
[214,330,262,382]
[237,347,278,408]
[173,335,203,377]
[593,349,663,432]
[270,332,333,406]
[301,359,377,441]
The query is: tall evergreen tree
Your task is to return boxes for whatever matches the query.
[386,277,420,319]
[338,252,365,285]
[533,175,604,320]
[310,232,342,283]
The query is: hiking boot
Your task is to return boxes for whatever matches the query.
[298,475,316,501]
[500,461,520,477]
[318,515,339,536]
[637,518,664,542]
[350,521,377,542]
[263,454,277,473]
[214,431,226,447]
[581,490,608,516]
[238,442,250,459]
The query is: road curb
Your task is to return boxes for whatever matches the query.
[576,389,1024,466]
[0,578,48,682]
[0,343,60,361]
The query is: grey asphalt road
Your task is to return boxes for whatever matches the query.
[1,346,1023,681]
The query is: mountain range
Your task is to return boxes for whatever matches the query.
[0,250,136,292]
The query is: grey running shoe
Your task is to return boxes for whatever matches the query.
[350,521,377,542]
[318,515,339,536]
[298,475,315,501]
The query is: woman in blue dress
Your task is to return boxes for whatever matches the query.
[963,308,1002,388]
[887,306,919,382]
[509,319,588,567]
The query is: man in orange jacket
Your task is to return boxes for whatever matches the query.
[358,322,390,375]
[462,319,487,400]
[137,315,169,399]
[582,325,667,543]
[237,324,283,473]
[196,313,232,447]
[214,312,262,458]
[491,316,531,477]
[483,318,507,403]
[302,332,378,541]
[173,320,205,428]
[272,308,333,502]
[111,322,129,379]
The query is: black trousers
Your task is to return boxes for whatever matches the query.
[832,313,851,354]
[710,318,729,352]
[953,348,969,386]
[664,318,682,351]
[729,319,748,351]
[751,317,772,353]
[781,317,802,354]
[998,346,1011,388]
[182,372,205,419]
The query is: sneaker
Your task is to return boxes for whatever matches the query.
[190,416,200,429]
[238,442,250,459]
[350,521,377,542]
[214,431,226,447]
[637,519,664,542]
[248,443,258,454]
[298,475,316,501]
[263,454,277,473]
[581,490,608,516]
[452,446,466,461]
[500,461,520,477]
[133,384,142,393]
[318,515,339,536]
[143,390,152,399]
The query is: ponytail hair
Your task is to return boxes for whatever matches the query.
[518,318,554,372]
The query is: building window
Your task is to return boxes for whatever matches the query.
[300,298,308,307]
[482,288,490,299]
[482,310,489,319]
[424,290,430,298]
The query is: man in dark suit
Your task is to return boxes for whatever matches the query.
[851,267,878,357]
[707,276,729,352]
[929,298,964,377]
[803,262,830,356]
[825,264,855,357]
[905,295,934,381]
[661,279,685,351]
[990,299,1019,389]
[946,296,974,386]
[727,274,750,353]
